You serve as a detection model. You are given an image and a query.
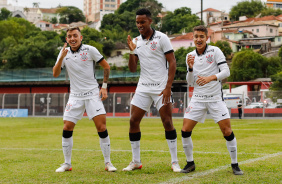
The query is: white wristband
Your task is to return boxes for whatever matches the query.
[130,50,135,54]
[102,83,107,89]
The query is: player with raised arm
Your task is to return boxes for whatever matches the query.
[53,27,117,172]
[123,8,181,172]
[180,25,243,175]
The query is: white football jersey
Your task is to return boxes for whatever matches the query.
[55,44,104,99]
[186,45,229,102]
[134,29,174,94]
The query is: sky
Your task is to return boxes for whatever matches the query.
[7,0,249,13]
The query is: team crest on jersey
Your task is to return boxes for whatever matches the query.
[206,54,214,64]
[80,52,88,61]
[150,42,157,50]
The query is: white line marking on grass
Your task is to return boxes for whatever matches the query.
[0,148,268,155]
[159,152,282,184]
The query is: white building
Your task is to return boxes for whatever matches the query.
[196,8,229,26]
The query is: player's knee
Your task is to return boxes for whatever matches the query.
[63,124,74,131]
[224,131,235,141]
[162,118,173,129]
[129,117,140,129]
[96,123,106,132]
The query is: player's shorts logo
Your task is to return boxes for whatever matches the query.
[185,106,192,114]
[206,54,214,64]
[80,52,88,61]
[150,42,157,50]
[65,103,72,112]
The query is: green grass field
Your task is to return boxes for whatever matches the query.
[0,117,281,184]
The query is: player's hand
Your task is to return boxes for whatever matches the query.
[159,87,171,105]
[60,42,68,60]
[127,35,136,51]
[99,88,108,101]
[196,75,212,86]
[187,55,195,69]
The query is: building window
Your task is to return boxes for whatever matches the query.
[190,42,192,46]
[111,0,115,2]
[105,0,110,2]
[278,37,281,42]
[270,28,273,33]
[111,4,115,8]
[105,4,109,7]
[256,29,259,33]
[252,29,254,32]
[279,23,282,27]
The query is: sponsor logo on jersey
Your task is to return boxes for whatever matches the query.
[80,52,88,61]
[150,41,157,50]
[141,83,160,86]
[206,54,214,64]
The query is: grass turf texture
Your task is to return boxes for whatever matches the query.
[0,118,281,184]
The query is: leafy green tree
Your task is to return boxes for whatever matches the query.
[266,57,282,77]
[261,7,282,16]
[210,40,232,57]
[50,17,58,24]
[101,39,115,57]
[0,8,12,20]
[81,27,102,43]
[229,0,266,21]
[2,31,62,69]
[270,71,282,91]
[88,40,103,56]
[57,6,85,24]
[229,49,267,81]
[161,7,201,34]
[174,47,195,80]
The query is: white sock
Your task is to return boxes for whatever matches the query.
[100,136,111,163]
[62,136,73,165]
[226,137,237,164]
[167,138,178,163]
[182,136,193,162]
[130,141,141,163]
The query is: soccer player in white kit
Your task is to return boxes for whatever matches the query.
[123,8,181,172]
[53,27,117,172]
[180,25,243,175]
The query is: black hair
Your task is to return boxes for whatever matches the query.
[136,8,151,18]
[193,25,208,36]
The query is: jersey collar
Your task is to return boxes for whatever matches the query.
[70,43,83,54]
[141,28,155,40]
[195,44,208,56]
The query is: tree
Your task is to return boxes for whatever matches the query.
[270,71,282,91]
[261,7,282,17]
[210,40,232,57]
[266,57,282,77]
[229,0,266,21]
[57,6,85,24]
[0,8,12,21]
[50,17,58,24]
[229,49,267,81]
[2,31,62,69]
[161,7,201,34]
[81,27,102,44]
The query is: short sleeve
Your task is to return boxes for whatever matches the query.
[214,47,226,64]
[89,46,104,63]
[160,34,174,54]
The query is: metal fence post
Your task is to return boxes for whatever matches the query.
[18,94,21,109]
[33,94,36,116]
[2,94,5,109]
[113,93,116,117]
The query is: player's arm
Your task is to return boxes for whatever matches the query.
[53,43,68,78]
[160,51,176,104]
[127,35,138,72]
[98,59,110,101]
[186,54,195,86]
